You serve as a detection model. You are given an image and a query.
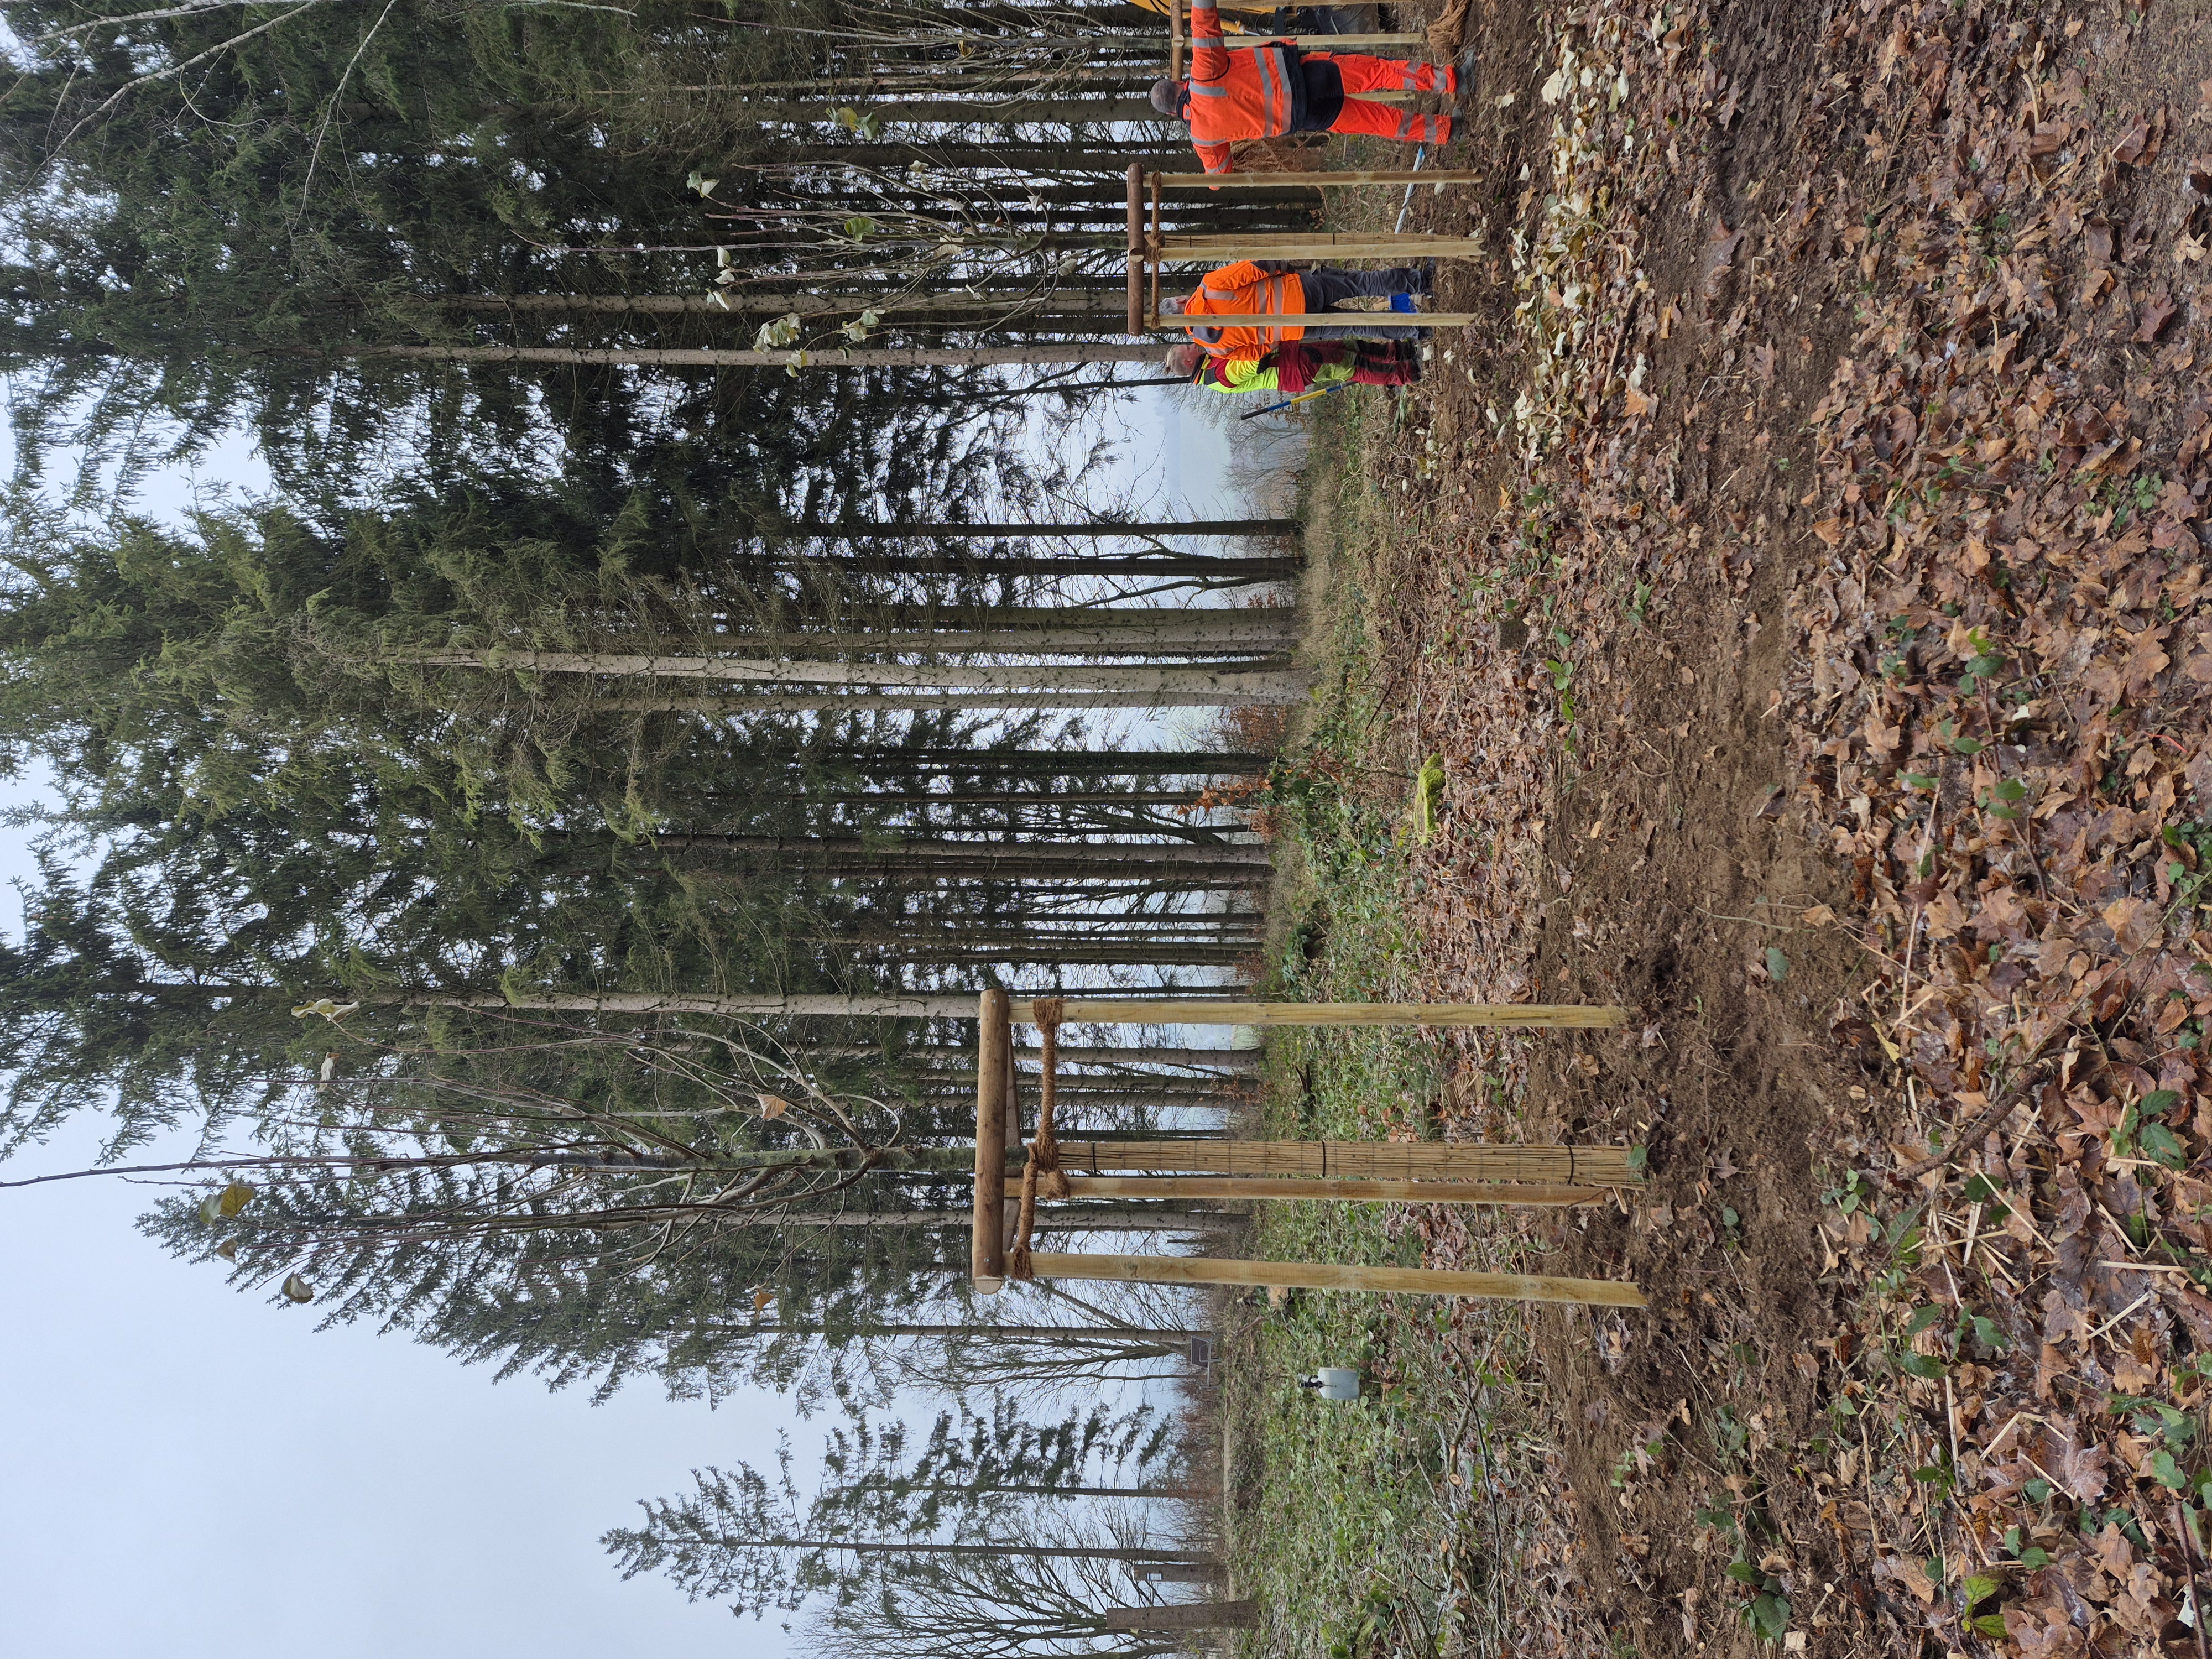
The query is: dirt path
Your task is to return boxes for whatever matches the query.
[1305,0,2212,1652]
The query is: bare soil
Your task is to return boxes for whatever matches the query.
[1284,0,2212,1652]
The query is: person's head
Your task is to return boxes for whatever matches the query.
[1149,79,1188,120]
[1163,343,1206,378]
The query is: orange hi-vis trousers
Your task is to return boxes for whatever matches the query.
[1307,52,1454,145]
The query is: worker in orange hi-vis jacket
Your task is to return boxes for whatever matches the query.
[1167,257,1432,378]
[1150,1,1454,175]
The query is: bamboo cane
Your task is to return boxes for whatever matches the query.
[1024,1252,1648,1307]
[1061,1176,1605,1204]
[1054,1139,1640,1185]
[1013,999,1625,1029]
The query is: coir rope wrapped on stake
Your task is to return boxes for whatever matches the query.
[1006,998,1071,1280]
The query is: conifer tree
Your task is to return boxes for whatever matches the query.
[606,1399,1182,1616]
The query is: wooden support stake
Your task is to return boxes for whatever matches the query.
[971,989,1011,1291]
[1168,0,1183,79]
[1025,1251,1648,1307]
[1013,999,1625,1029]
[1063,1175,1605,1204]
[1055,1138,1640,1186]
[1124,163,1146,338]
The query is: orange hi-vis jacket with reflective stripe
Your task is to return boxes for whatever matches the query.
[1181,260,1307,372]
[1186,0,1298,174]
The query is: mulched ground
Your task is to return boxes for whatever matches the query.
[1319,0,2212,1652]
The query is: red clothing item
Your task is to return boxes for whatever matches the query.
[1185,2,1300,173]
[1179,260,1307,373]
[1329,99,1451,147]
[1185,2,1455,173]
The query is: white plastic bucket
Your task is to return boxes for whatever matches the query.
[1313,1366,1361,1401]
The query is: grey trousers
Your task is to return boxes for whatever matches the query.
[1298,266,1428,338]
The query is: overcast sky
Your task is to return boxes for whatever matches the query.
[0,387,1241,1657]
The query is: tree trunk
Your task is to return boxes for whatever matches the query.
[402,647,1307,702]
[806,789,1212,806]
[1103,1601,1260,1631]
[681,1536,1215,1563]
[728,96,1163,123]
[712,1323,1197,1341]
[902,1045,1260,1071]
[366,343,1159,369]
[771,519,1297,539]
[816,748,1268,776]
[598,688,1293,711]
[857,942,1251,968]
[385,988,1245,1022]
[764,553,1296,586]
[647,835,1270,868]
[405,619,1294,659]
[445,291,1133,318]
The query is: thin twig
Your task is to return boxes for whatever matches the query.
[294,0,401,218]
[1895,1074,2039,1182]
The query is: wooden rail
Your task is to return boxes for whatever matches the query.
[1053,1139,1640,1185]
[1012,999,1626,1029]
[1026,1252,1650,1307]
[1062,1176,1607,1204]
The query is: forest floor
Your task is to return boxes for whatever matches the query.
[1222,0,2212,1656]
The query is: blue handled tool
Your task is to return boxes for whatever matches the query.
[1239,379,1354,421]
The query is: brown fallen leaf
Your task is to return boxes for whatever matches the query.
[2135,294,2178,343]
[1802,904,1839,926]
[1700,220,1746,300]
[2103,895,2162,953]
[2055,1436,2112,1504]
[1892,1554,1938,1604]
[2114,119,2153,166]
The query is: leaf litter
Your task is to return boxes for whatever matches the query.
[1302,0,2212,1650]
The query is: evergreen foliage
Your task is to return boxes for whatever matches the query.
[605,1396,1174,1613]
[0,0,1042,512]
